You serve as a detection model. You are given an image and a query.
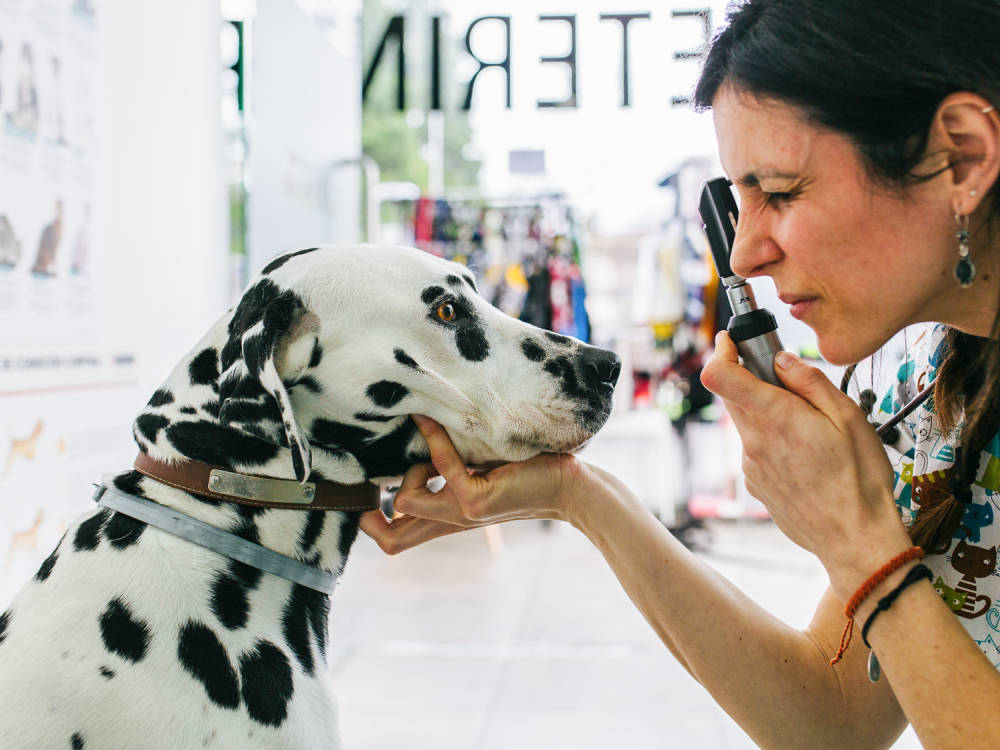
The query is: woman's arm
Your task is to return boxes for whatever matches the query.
[700,332,1000,749]
[361,417,908,749]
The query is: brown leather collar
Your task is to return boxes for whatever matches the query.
[134,452,379,512]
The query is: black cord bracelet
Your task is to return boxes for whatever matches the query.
[861,564,934,648]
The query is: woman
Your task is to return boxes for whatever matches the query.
[361,1,1000,747]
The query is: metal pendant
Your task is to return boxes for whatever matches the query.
[868,650,881,683]
[955,218,975,288]
[955,255,976,287]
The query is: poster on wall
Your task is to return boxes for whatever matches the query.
[0,0,137,604]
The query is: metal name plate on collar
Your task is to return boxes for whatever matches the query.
[208,469,316,504]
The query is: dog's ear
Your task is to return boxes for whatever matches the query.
[218,281,319,482]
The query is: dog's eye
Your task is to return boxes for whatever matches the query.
[436,302,457,322]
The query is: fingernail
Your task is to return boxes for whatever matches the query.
[412,414,431,427]
[775,351,799,369]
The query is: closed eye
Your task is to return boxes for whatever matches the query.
[762,190,799,207]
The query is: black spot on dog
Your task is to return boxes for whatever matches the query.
[282,584,329,675]
[200,400,221,419]
[393,348,420,370]
[104,512,146,550]
[456,325,490,362]
[0,609,10,646]
[178,621,240,709]
[463,274,477,291]
[287,375,322,394]
[148,389,174,407]
[34,542,60,581]
[134,413,169,444]
[166,421,280,469]
[233,505,266,535]
[113,471,145,497]
[189,348,220,388]
[309,340,323,368]
[222,280,306,377]
[337,512,362,574]
[366,381,410,408]
[210,521,264,630]
[521,339,545,362]
[71,733,85,749]
[219,397,283,427]
[239,640,294,727]
[179,406,198,415]
[99,598,151,663]
[353,411,395,423]
[545,332,573,346]
[300,511,325,551]
[99,665,116,679]
[261,247,319,275]
[311,420,375,453]
[420,285,446,304]
[211,572,251,630]
[313,417,423,479]
[446,274,464,288]
[290,437,306,481]
[74,508,110,552]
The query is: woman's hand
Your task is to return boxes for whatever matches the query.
[700,332,912,598]
[360,415,583,555]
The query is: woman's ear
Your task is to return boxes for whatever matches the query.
[933,93,1000,215]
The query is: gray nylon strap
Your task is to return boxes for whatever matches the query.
[96,487,337,595]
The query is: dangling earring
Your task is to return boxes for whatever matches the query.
[954,213,975,287]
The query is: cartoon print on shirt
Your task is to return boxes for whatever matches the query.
[987,607,1000,634]
[956,501,995,543]
[977,448,1000,493]
[976,633,1000,669]
[912,467,956,516]
[896,463,914,510]
[950,539,996,619]
[934,576,969,612]
[879,326,1000,654]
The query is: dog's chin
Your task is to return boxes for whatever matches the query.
[501,430,596,459]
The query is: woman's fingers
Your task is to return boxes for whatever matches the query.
[772,351,862,427]
[359,509,466,555]
[701,331,779,414]
[412,415,474,493]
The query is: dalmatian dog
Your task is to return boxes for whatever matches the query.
[0,245,620,749]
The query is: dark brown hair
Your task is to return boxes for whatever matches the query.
[694,0,1000,552]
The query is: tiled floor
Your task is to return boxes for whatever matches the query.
[327,416,924,749]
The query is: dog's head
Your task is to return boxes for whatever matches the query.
[136,245,620,483]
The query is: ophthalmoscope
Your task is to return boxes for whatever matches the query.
[698,177,784,387]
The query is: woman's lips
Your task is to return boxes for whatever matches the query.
[780,295,818,320]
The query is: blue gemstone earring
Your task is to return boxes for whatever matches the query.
[955,212,975,288]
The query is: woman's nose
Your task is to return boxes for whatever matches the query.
[729,211,782,278]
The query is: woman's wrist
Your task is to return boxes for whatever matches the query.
[559,460,644,533]
[825,526,917,606]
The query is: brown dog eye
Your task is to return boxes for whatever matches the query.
[436,302,457,322]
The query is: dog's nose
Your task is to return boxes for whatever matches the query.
[580,347,621,388]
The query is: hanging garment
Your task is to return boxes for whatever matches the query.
[414,196,434,246]
[520,261,552,331]
[548,254,574,336]
[569,267,590,343]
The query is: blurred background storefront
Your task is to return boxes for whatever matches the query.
[0,1,921,747]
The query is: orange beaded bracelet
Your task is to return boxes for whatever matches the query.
[829,546,925,666]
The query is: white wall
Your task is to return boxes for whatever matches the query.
[0,0,227,604]
[248,0,362,272]
[100,0,229,387]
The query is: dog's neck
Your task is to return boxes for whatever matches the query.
[132,316,427,485]
[117,316,426,572]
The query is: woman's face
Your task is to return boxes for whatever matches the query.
[712,85,962,365]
